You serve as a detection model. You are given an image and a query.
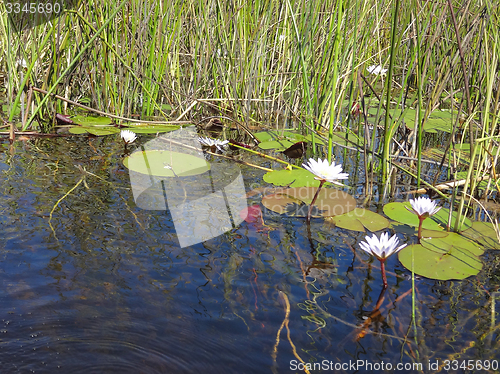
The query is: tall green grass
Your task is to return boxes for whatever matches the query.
[0,0,499,215]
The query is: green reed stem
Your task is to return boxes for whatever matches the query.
[415,11,424,189]
[381,0,400,185]
[327,0,343,164]
[25,1,127,129]
[286,0,315,150]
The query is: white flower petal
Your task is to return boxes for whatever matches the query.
[198,137,229,151]
[120,130,137,144]
[408,197,441,218]
[358,233,407,260]
[302,158,349,184]
[367,65,388,76]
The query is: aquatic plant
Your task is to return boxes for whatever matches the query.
[407,196,441,241]
[302,158,349,223]
[366,65,387,76]
[120,130,137,145]
[198,137,229,152]
[359,232,407,288]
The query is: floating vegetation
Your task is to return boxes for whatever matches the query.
[383,202,444,231]
[367,108,456,133]
[328,208,390,232]
[399,233,484,280]
[3,0,500,368]
[67,116,180,136]
[263,168,321,187]
[254,130,307,151]
[123,123,180,134]
[123,150,210,177]
[261,187,356,218]
[68,115,118,135]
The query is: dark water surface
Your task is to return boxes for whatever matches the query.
[0,136,498,373]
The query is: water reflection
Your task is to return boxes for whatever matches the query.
[0,138,498,373]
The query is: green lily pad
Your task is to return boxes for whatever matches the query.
[330,208,389,232]
[3,105,21,116]
[69,126,120,136]
[424,145,471,166]
[263,168,321,187]
[455,172,492,189]
[431,207,472,231]
[122,123,180,134]
[123,150,210,177]
[398,239,483,280]
[254,130,305,142]
[367,108,454,133]
[421,232,484,257]
[255,130,306,151]
[421,110,454,133]
[303,134,326,145]
[68,127,88,135]
[72,115,113,126]
[261,187,356,217]
[258,140,294,151]
[390,222,449,238]
[68,116,117,136]
[462,221,500,249]
[383,202,444,231]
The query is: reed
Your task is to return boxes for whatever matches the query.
[0,0,498,216]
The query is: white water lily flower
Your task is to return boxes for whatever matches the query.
[17,58,27,69]
[302,158,349,185]
[198,137,229,152]
[359,232,407,260]
[408,196,441,218]
[120,130,137,144]
[367,65,388,76]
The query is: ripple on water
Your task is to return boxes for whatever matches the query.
[0,295,269,374]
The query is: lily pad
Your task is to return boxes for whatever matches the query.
[261,193,305,215]
[424,146,471,167]
[390,223,449,238]
[303,134,326,145]
[123,123,180,134]
[123,150,210,177]
[383,202,444,231]
[255,130,306,151]
[421,232,484,256]
[254,130,305,143]
[239,205,264,225]
[69,126,120,136]
[72,115,113,126]
[431,207,472,232]
[455,172,492,189]
[461,221,500,249]
[261,187,356,217]
[398,242,482,280]
[68,115,117,135]
[367,108,454,133]
[329,208,389,232]
[263,168,321,187]
[398,232,484,280]
[258,139,294,151]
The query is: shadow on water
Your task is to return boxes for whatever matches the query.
[0,137,498,373]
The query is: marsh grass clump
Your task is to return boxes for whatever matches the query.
[0,0,499,222]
